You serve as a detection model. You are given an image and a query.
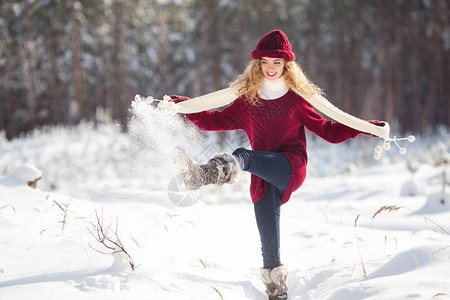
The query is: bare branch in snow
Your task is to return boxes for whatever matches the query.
[88,209,136,271]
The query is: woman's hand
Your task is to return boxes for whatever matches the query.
[368,120,386,127]
[360,120,386,137]
[169,95,190,103]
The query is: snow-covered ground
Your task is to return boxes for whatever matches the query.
[0,105,449,299]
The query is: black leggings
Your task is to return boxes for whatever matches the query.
[232,148,291,269]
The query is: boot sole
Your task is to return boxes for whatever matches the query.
[172,146,204,190]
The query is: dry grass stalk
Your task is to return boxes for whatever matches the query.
[372,206,401,219]
[199,258,207,268]
[418,214,449,236]
[53,200,65,211]
[88,209,136,271]
[372,205,449,236]
[412,253,419,269]
[211,286,224,300]
[354,214,367,278]
[355,204,449,280]
[54,200,69,234]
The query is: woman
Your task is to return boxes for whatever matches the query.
[169,29,386,300]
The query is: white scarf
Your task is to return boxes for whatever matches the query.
[258,77,289,100]
[174,79,390,140]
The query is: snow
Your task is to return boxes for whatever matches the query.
[0,111,449,299]
[3,163,43,185]
[400,179,426,196]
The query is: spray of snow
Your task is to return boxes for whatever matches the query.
[127,95,206,188]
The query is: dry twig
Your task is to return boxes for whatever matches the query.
[88,209,136,271]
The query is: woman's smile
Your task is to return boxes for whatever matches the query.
[261,57,285,80]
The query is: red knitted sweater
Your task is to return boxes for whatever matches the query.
[186,90,361,205]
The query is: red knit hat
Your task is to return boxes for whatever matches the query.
[251,30,296,61]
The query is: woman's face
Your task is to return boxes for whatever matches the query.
[260,57,285,81]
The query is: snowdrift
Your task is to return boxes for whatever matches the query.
[0,123,449,300]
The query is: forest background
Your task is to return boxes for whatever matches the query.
[0,0,448,140]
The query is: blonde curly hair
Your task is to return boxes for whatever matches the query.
[230,59,324,105]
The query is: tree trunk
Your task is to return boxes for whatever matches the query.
[234,1,250,73]
[112,0,130,130]
[353,0,365,118]
[198,2,211,95]
[24,0,37,129]
[156,13,170,94]
[429,0,446,130]
[306,1,319,81]
[333,2,349,112]
[0,2,16,139]
[383,2,397,125]
[48,6,63,124]
[408,0,422,133]
[93,16,108,124]
[70,0,84,123]
[211,13,222,91]
[441,0,450,129]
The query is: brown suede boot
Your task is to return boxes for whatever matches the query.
[173,146,241,190]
